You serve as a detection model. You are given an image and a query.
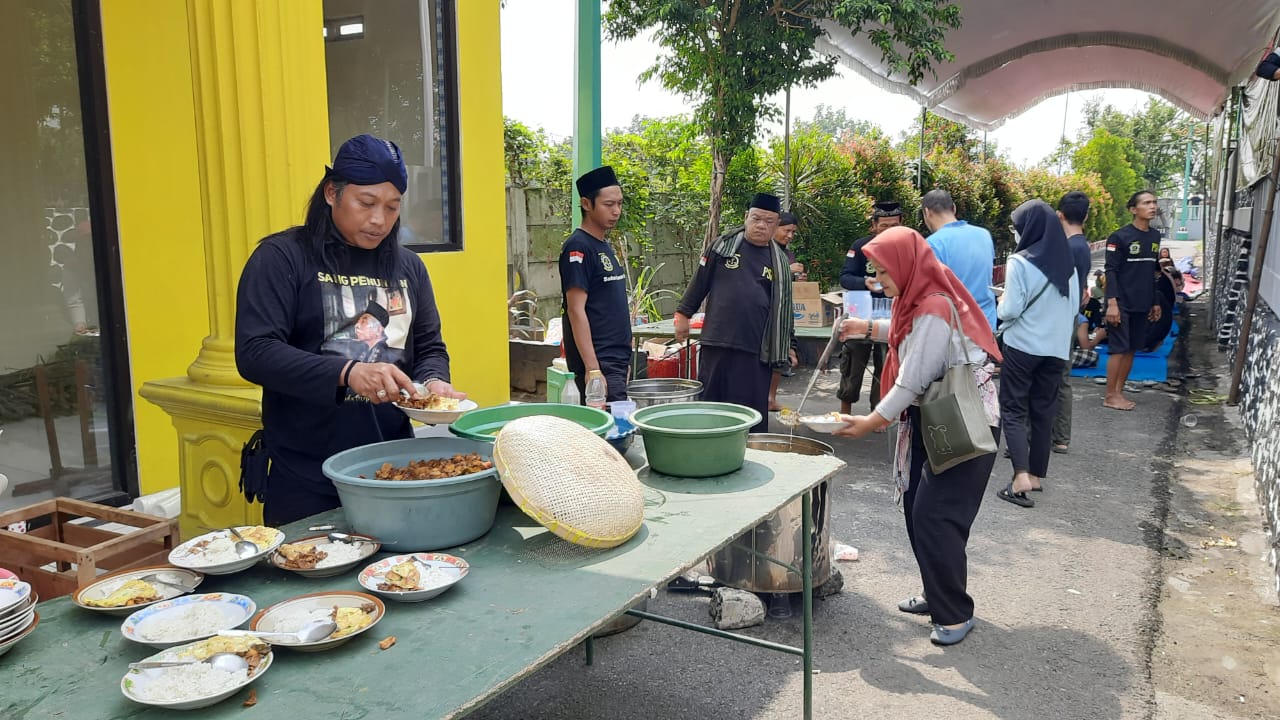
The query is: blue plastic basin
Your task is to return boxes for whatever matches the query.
[321,437,501,551]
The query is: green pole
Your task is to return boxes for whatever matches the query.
[573,0,602,226]
[1176,121,1192,240]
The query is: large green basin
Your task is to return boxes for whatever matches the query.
[629,402,761,478]
[449,403,614,442]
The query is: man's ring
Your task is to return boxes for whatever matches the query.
[376,389,387,398]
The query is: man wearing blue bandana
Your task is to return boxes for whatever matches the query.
[235,134,465,526]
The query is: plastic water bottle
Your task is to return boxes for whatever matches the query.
[585,373,607,410]
[560,375,581,405]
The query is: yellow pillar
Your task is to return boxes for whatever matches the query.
[136,0,329,536]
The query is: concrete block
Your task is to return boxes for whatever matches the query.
[709,587,765,630]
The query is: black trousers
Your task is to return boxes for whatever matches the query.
[837,340,885,407]
[998,345,1065,478]
[571,357,632,402]
[903,407,998,626]
[699,345,771,433]
[263,466,341,527]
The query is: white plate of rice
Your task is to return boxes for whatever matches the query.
[250,591,385,652]
[267,534,380,578]
[168,526,285,575]
[121,592,256,648]
[121,634,273,710]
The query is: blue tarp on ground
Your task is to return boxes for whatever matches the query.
[1070,321,1178,382]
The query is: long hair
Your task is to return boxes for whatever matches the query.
[299,176,403,279]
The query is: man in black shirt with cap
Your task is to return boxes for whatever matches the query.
[559,166,632,401]
[1103,190,1163,411]
[837,200,900,415]
[676,193,794,432]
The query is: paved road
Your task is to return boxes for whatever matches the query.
[470,348,1182,718]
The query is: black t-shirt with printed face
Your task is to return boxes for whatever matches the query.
[1104,224,1162,312]
[677,239,775,353]
[559,229,632,369]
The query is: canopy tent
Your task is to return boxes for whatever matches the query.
[816,0,1280,130]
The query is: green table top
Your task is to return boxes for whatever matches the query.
[5,449,844,720]
[633,318,838,341]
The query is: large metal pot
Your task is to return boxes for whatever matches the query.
[626,378,702,408]
[707,434,834,593]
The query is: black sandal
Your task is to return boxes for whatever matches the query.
[998,481,1034,508]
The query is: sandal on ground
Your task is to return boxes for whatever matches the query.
[998,482,1034,508]
[897,596,929,614]
[1051,444,1069,454]
[930,618,976,646]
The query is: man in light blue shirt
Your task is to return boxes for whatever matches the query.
[922,189,997,329]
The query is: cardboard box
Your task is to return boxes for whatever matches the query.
[793,280,834,325]
[793,283,838,327]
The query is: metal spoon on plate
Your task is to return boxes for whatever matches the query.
[226,528,260,558]
[129,652,248,673]
[137,573,198,593]
[221,619,337,644]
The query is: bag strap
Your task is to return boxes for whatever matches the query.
[996,276,1052,337]
[929,293,975,366]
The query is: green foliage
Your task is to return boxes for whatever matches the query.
[799,104,886,142]
[1071,129,1143,230]
[1081,96,1205,196]
[604,0,961,241]
[899,111,990,163]
[836,132,921,223]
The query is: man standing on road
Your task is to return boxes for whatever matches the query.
[837,200,900,415]
[1103,190,1163,411]
[769,211,803,411]
[922,189,997,330]
[1050,191,1094,453]
[676,193,794,432]
[559,166,632,402]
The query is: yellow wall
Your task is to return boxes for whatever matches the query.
[100,1,210,494]
[102,1,507,496]
[420,0,510,407]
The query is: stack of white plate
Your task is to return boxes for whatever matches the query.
[0,578,39,657]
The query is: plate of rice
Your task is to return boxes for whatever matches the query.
[249,591,384,652]
[73,565,204,616]
[393,383,478,425]
[121,592,256,648]
[121,633,272,710]
[268,534,380,578]
[168,526,285,575]
[357,553,469,603]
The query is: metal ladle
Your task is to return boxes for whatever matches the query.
[129,652,249,673]
[226,528,260,558]
[222,619,337,645]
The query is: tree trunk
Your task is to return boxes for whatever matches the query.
[705,147,728,250]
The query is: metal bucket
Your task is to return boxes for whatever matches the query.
[707,434,834,593]
[626,378,703,408]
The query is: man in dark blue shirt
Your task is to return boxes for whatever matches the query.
[837,200,899,415]
[1257,48,1280,80]
[559,166,632,401]
[1051,191,1094,453]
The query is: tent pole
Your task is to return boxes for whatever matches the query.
[1213,89,1241,299]
[917,106,926,190]
[783,85,792,212]
[1227,138,1280,406]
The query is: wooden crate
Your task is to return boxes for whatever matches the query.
[0,497,179,599]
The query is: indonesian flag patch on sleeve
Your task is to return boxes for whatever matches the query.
[847,250,857,258]
[699,255,708,266]
[568,251,584,264]
[1106,243,1117,252]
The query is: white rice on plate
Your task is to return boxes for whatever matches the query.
[130,663,248,702]
[313,542,364,568]
[181,536,244,566]
[138,603,234,641]
[265,606,331,633]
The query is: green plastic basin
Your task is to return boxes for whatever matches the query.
[449,403,614,443]
[629,401,761,478]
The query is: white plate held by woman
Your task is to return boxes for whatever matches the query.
[798,413,848,434]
